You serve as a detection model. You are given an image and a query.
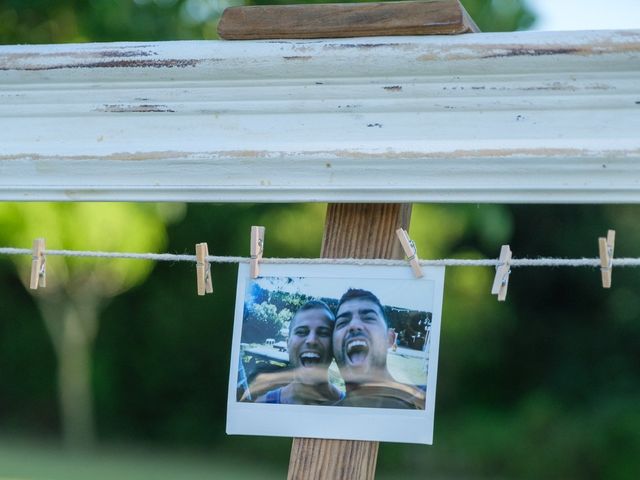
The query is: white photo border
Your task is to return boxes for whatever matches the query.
[226,263,445,445]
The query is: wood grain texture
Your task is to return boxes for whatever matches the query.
[321,203,412,259]
[218,1,479,39]
[287,203,411,480]
[288,438,379,480]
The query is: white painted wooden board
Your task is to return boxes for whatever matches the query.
[0,30,639,202]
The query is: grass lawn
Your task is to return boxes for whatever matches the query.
[0,438,285,480]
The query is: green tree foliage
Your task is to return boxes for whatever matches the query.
[242,301,292,342]
[268,290,312,314]
[0,0,534,45]
[242,285,312,342]
[0,0,226,43]
[0,203,184,448]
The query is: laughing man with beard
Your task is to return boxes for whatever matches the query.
[333,289,426,409]
[255,300,344,405]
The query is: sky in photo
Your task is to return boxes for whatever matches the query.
[248,268,438,312]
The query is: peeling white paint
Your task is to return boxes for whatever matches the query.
[0,30,639,202]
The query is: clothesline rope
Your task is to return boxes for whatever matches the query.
[2,247,640,267]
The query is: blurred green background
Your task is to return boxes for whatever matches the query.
[1,1,639,479]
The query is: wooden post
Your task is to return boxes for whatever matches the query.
[218,2,478,478]
[287,203,411,480]
[278,0,479,472]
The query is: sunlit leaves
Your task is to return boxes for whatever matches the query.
[0,203,184,296]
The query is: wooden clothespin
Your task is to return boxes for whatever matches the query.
[598,229,615,288]
[491,245,512,301]
[195,242,213,296]
[30,238,46,290]
[395,228,423,278]
[250,226,265,279]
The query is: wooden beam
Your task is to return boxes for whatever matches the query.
[3,30,639,203]
[218,0,478,39]
[287,203,411,480]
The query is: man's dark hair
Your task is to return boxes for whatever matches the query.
[289,299,335,334]
[337,289,388,326]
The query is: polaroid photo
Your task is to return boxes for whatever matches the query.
[226,263,445,445]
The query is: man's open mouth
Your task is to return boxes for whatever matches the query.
[299,352,321,367]
[346,339,369,365]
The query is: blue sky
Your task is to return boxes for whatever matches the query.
[526,0,640,30]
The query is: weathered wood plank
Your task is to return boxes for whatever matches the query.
[218,1,478,40]
[320,203,411,259]
[288,438,378,480]
[287,203,411,480]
